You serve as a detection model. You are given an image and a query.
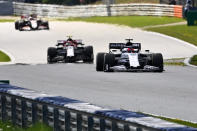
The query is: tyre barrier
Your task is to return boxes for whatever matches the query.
[0,80,9,84]
[0,83,196,131]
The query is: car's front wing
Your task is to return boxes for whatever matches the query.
[109,65,162,72]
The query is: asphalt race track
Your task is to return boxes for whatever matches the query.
[0,64,197,122]
[1,22,197,64]
[0,22,197,122]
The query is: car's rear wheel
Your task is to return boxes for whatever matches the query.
[47,47,57,64]
[18,23,23,31]
[84,46,94,63]
[104,53,115,72]
[152,53,163,72]
[96,53,105,71]
[15,21,19,30]
[40,21,49,30]
[45,21,49,30]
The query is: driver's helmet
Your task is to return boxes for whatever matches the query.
[21,15,27,19]
[122,48,131,53]
[67,36,73,41]
[30,14,37,18]
[122,47,139,53]
[65,41,72,45]
[65,41,77,47]
[67,38,73,42]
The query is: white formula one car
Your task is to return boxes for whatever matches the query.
[96,39,164,72]
[15,14,49,31]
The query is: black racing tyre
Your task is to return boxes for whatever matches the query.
[152,53,164,72]
[85,46,93,54]
[17,22,23,31]
[104,53,115,72]
[40,21,49,30]
[96,53,105,71]
[15,21,19,30]
[84,46,94,63]
[18,24,23,31]
[45,21,49,30]
[48,47,57,57]
[47,47,57,64]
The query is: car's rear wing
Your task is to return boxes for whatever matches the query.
[57,40,83,45]
[130,43,141,50]
[109,42,141,54]
[56,40,66,46]
[75,39,82,44]
[57,40,66,43]
[109,43,125,49]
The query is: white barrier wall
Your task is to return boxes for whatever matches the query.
[13,2,176,18]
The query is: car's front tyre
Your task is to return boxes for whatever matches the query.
[96,53,105,71]
[45,21,50,30]
[104,53,115,72]
[15,21,19,30]
[84,46,94,63]
[47,47,57,64]
[152,53,163,72]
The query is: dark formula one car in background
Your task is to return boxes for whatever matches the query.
[15,14,49,31]
[96,39,164,72]
[47,36,94,64]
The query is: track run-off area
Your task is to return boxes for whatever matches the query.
[0,21,197,122]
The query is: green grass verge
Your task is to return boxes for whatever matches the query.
[0,50,11,62]
[137,112,197,128]
[59,16,184,28]
[153,116,197,128]
[164,58,185,66]
[0,121,52,131]
[59,16,197,48]
[190,55,197,66]
[0,19,15,23]
[164,62,185,66]
[147,25,197,46]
